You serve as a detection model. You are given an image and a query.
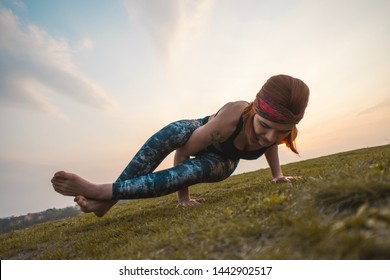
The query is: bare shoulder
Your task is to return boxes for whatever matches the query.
[224,101,249,112]
[212,101,248,122]
[179,101,248,155]
[207,101,248,142]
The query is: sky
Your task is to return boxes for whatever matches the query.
[0,0,389,218]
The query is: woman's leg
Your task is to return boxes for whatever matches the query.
[56,152,237,216]
[113,152,239,199]
[53,119,206,216]
[115,119,204,183]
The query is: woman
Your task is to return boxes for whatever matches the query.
[51,74,310,217]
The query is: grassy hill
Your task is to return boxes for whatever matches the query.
[1,145,389,260]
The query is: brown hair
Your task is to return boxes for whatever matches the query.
[242,75,310,154]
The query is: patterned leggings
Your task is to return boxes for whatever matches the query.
[112,118,239,199]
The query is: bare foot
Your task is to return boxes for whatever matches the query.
[51,171,112,200]
[74,195,117,217]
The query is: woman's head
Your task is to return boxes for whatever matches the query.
[243,75,310,154]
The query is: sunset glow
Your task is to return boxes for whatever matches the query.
[1,0,389,217]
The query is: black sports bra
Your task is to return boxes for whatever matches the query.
[204,116,269,160]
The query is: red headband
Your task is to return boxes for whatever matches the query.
[253,91,304,124]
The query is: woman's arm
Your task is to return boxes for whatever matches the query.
[174,124,222,206]
[265,145,283,180]
[175,102,246,206]
[174,151,202,206]
[265,145,300,183]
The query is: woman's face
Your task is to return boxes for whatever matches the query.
[252,114,295,147]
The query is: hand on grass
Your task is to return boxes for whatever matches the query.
[177,198,204,207]
[272,175,301,184]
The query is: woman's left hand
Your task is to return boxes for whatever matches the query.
[271,175,301,184]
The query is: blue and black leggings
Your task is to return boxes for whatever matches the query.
[112,118,239,199]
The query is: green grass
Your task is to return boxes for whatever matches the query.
[1,145,389,260]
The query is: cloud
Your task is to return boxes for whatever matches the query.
[0,7,116,119]
[358,98,390,116]
[76,37,94,51]
[123,0,214,66]
[10,0,26,10]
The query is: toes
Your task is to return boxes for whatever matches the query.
[76,198,90,213]
[54,171,68,180]
[75,196,87,207]
[51,172,67,187]
[52,179,66,190]
[54,171,63,178]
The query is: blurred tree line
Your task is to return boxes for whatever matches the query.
[0,207,81,233]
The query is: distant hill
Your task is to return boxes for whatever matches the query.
[0,207,81,233]
[0,145,389,260]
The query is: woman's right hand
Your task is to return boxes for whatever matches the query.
[177,198,204,207]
